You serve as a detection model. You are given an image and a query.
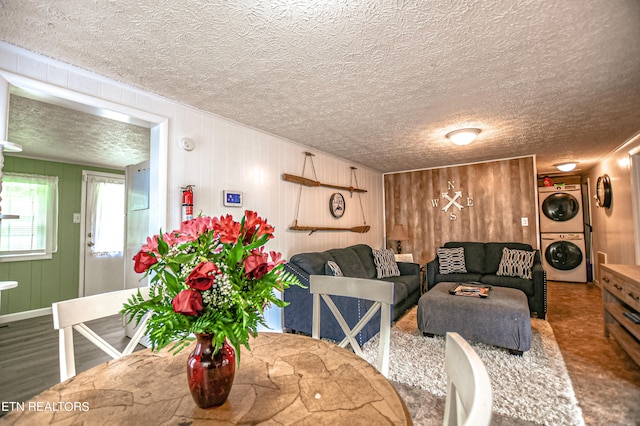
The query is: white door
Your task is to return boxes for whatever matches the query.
[124,161,150,291]
[124,161,150,343]
[81,171,125,296]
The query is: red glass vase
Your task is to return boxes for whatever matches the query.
[187,333,236,408]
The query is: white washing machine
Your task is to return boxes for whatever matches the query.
[540,233,587,282]
[538,185,584,233]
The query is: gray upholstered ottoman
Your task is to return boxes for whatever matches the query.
[417,282,532,354]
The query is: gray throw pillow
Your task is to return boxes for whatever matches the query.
[497,247,535,279]
[372,248,400,278]
[437,247,467,274]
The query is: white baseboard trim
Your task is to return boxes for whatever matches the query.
[0,307,52,324]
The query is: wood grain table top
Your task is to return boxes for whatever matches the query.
[1,332,412,425]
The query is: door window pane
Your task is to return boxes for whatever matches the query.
[89,178,124,256]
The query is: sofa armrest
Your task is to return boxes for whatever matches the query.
[425,257,439,290]
[283,262,310,288]
[397,262,420,276]
[530,256,547,319]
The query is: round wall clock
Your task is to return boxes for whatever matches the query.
[329,193,345,218]
[595,174,612,208]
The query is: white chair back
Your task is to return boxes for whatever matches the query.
[443,332,493,426]
[310,275,394,377]
[52,287,150,382]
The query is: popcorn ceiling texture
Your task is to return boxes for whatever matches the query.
[1,1,639,173]
[8,95,150,169]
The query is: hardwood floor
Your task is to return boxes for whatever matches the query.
[0,314,144,417]
[1,282,639,424]
[547,281,640,425]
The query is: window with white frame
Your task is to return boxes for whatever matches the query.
[0,172,59,261]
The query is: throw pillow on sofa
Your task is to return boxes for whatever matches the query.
[497,247,536,279]
[325,260,344,276]
[372,248,400,278]
[437,247,467,274]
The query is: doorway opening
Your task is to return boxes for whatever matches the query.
[0,70,168,319]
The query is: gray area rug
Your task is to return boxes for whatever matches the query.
[362,318,585,426]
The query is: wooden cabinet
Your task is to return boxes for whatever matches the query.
[601,264,640,367]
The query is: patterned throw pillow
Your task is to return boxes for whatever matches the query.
[325,260,344,276]
[497,247,536,279]
[437,247,467,274]
[372,248,401,278]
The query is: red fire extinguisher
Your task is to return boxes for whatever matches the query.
[182,185,194,222]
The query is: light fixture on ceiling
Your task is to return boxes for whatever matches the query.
[446,128,481,146]
[555,162,577,172]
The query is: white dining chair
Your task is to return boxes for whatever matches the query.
[52,287,150,382]
[310,275,394,377]
[0,281,18,328]
[443,332,493,426]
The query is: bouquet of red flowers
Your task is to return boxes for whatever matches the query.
[122,211,301,358]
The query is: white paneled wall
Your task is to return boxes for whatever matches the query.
[0,43,385,329]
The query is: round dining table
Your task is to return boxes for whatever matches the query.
[2,332,412,425]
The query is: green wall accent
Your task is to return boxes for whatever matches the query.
[0,156,123,315]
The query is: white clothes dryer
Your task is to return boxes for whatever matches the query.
[538,185,584,233]
[540,233,587,282]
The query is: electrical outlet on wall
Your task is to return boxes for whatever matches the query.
[521,217,528,226]
[73,213,81,224]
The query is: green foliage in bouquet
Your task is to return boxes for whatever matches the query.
[122,211,302,363]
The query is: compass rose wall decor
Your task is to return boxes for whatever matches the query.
[430,180,475,220]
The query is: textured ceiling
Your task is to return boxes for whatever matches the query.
[8,93,150,169]
[1,1,640,174]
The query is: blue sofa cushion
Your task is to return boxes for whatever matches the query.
[380,273,420,298]
[326,247,368,278]
[348,244,378,279]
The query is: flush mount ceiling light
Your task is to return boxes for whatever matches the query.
[446,128,481,146]
[555,162,577,172]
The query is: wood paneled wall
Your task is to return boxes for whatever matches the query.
[384,157,538,266]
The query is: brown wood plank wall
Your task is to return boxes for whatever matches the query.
[384,157,538,266]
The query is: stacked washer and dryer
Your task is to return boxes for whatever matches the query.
[538,184,588,282]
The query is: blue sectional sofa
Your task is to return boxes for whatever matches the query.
[283,244,421,345]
